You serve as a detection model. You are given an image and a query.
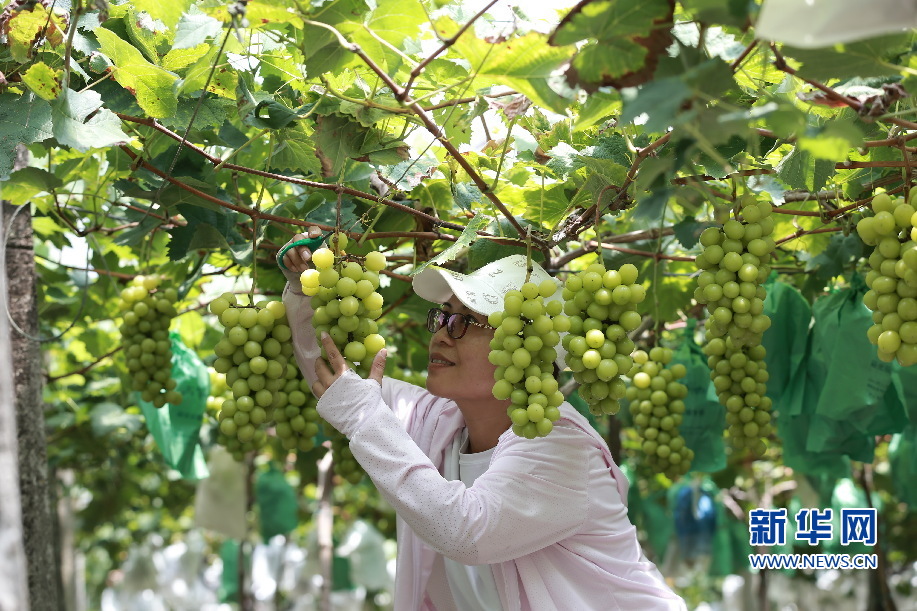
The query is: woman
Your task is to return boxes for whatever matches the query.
[279,230,686,611]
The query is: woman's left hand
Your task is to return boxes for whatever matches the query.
[312,332,387,398]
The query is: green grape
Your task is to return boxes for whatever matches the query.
[119,275,182,408]
[490,279,568,438]
[695,194,773,349]
[859,191,917,366]
[704,337,772,457]
[624,348,693,480]
[328,428,365,484]
[305,245,386,373]
[365,251,387,272]
[562,262,645,418]
[692,195,775,455]
[214,295,319,457]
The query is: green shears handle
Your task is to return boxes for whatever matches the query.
[277,235,326,270]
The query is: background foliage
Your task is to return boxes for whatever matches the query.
[3,0,917,605]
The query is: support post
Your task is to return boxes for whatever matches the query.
[3,200,60,610]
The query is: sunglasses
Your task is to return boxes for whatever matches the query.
[426,307,495,339]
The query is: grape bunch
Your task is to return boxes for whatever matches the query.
[206,368,228,414]
[299,233,387,378]
[694,195,775,345]
[488,279,569,439]
[331,431,365,485]
[561,262,645,417]
[856,191,917,366]
[210,294,297,457]
[704,338,771,456]
[272,372,320,453]
[118,275,182,408]
[207,367,249,459]
[624,348,693,480]
[694,194,775,455]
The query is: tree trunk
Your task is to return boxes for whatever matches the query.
[0,202,31,610]
[3,200,60,611]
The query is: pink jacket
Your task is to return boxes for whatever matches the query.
[284,284,686,610]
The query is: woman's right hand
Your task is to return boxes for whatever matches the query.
[278,226,323,274]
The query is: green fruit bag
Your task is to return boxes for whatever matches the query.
[761,277,811,413]
[671,320,725,473]
[137,332,209,479]
[255,462,299,540]
[888,425,917,509]
[810,279,901,429]
[801,280,886,459]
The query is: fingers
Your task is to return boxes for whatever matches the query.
[311,380,326,398]
[369,349,387,386]
[319,332,348,375]
[283,245,312,273]
[280,232,316,273]
[314,355,333,384]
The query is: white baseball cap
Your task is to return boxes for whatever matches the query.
[413,254,557,317]
[413,254,568,368]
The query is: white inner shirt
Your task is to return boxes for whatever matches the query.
[442,429,504,611]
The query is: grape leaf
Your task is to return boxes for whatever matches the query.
[124,8,170,63]
[0,94,53,180]
[365,0,427,49]
[313,114,364,177]
[166,204,246,261]
[114,212,161,246]
[776,147,836,192]
[468,217,546,271]
[51,89,130,152]
[452,32,574,114]
[247,1,306,30]
[128,0,193,28]
[574,91,620,131]
[95,28,178,118]
[550,0,674,90]
[161,46,210,71]
[800,232,864,283]
[410,215,491,276]
[551,0,669,45]
[781,34,909,81]
[173,6,224,50]
[568,39,648,85]
[305,197,364,233]
[620,77,691,133]
[523,184,570,229]
[1,167,63,207]
[21,62,62,101]
[589,134,633,167]
[301,0,369,59]
[159,97,230,131]
[6,5,66,63]
[452,182,483,212]
[178,47,237,100]
[673,216,717,249]
[434,99,485,149]
[633,186,671,221]
[271,122,323,176]
[799,120,864,161]
[681,0,749,27]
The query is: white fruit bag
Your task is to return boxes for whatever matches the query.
[756,0,917,48]
[193,447,248,539]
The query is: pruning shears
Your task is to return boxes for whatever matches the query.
[276,232,331,270]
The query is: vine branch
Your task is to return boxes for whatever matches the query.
[301,11,533,243]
